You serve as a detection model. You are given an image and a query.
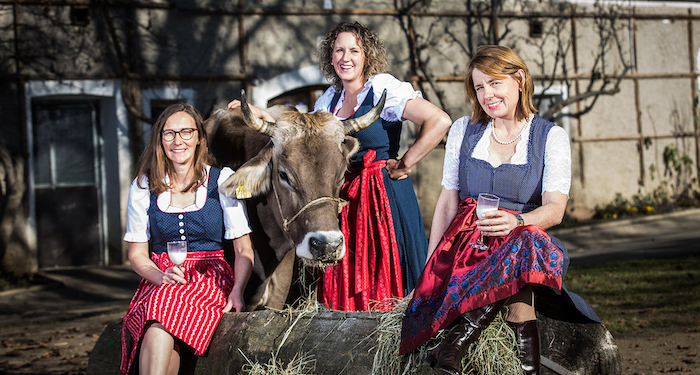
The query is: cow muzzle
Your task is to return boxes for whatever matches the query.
[296,231,346,268]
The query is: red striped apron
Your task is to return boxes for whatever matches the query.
[120,250,233,374]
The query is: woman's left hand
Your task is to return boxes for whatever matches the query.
[223,288,245,313]
[476,210,519,237]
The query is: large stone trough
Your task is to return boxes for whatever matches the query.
[87,311,621,374]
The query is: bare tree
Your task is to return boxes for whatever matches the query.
[527,1,633,122]
[392,0,632,124]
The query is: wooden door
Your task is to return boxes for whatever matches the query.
[32,100,103,268]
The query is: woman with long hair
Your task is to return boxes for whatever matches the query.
[229,21,452,311]
[121,103,254,375]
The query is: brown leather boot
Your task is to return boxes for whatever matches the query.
[508,320,541,375]
[426,300,506,375]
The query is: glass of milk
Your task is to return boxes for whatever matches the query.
[470,193,500,250]
[167,240,187,268]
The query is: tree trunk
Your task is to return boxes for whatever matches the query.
[88,311,621,375]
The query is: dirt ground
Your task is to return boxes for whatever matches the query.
[616,327,700,375]
[0,312,123,375]
[0,310,698,375]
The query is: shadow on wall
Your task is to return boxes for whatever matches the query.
[0,143,35,276]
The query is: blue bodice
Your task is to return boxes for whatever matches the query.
[148,167,224,253]
[457,115,554,213]
[330,87,402,168]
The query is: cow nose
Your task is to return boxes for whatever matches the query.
[309,236,343,262]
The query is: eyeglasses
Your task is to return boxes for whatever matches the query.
[162,128,197,141]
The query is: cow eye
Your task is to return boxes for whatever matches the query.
[279,170,290,184]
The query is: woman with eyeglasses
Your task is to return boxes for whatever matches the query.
[120,103,254,375]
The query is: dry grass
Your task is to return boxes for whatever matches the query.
[238,282,326,375]
[462,311,522,375]
[239,349,316,375]
[239,278,523,375]
[370,298,424,375]
[370,299,522,375]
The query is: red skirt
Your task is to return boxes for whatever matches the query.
[318,150,404,311]
[399,198,565,354]
[120,250,234,375]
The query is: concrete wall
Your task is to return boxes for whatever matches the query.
[1,0,699,267]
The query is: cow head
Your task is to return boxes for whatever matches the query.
[220,90,386,268]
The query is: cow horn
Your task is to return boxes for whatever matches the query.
[342,89,387,135]
[240,89,275,136]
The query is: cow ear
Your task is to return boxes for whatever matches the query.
[220,143,274,198]
[341,136,361,161]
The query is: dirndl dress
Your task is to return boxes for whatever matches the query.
[120,168,234,374]
[317,85,429,311]
[399,116,600,354]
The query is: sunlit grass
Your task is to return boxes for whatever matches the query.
[564,254,700,335]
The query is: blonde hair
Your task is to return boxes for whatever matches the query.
[465,45,537,123]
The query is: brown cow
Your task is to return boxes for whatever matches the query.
[204,90,386,310]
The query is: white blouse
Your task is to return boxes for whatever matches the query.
[313,73,422,121]
[442,116,572,195]
[123,166,252,243]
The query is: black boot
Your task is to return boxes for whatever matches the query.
[426,300,506,375]
[508,320,541,375]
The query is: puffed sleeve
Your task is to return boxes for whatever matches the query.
[313,85,338,113]
[218,167,253,239]
[441,116,469,191]
[369,74,423,122]
[542,126,572,195]
[123,177,151,243]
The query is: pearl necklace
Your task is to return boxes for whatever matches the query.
[491,121,528,145]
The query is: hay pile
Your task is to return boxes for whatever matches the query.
[370,298,426,375]
[461,312,523,375]
[238,265,522,375]
[239,279,326,375]
[370,299,523,375]
[239,349,316,375]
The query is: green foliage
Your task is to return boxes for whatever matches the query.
[564,254,700,335]
[662,143,697,198]
[595,143,699,220]
[595,188,672,220]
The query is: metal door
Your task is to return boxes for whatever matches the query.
[32,100,103,268]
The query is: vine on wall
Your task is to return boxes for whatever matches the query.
[595,143,699,220]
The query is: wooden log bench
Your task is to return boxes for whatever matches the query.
[87,311,621,374]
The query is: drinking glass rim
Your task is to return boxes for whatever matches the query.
[478,193,500,201]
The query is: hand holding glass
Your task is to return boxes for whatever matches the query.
[167,240,187,268]
[471,193,500,250]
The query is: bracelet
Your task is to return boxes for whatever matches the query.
[515,213,525,226]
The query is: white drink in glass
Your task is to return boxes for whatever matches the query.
[167,241,187,267]
[476,207,497,220]
[471,193,500,250]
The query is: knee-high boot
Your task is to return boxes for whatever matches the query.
[508,320,541,375]
[426,300,506,375]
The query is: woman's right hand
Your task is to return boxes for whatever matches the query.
[161,266,187,285]
[227,99,244,110]
[227,100,276,123]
